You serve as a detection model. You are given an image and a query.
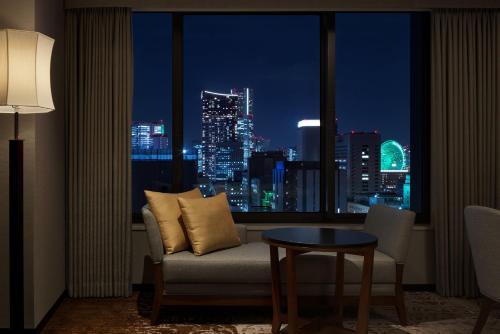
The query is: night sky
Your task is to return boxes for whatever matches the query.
[133,13,410,152]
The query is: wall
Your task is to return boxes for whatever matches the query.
[0,0,66,329]
[132,224,435,285]
[33,0,66,327]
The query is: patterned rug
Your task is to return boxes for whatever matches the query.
[42,291,500,333]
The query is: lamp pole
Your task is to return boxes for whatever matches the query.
[10,109,24,329]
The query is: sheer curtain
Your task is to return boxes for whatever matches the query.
[431,9,500,297]
[66,7,132,297]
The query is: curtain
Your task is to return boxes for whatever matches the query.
[431,9,500,297]
[66,7,132,297]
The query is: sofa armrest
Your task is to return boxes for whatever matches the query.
[142,205,164,264]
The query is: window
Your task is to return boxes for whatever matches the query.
[183,15,320,212]
[334,13,423,215]
[131,12,429,222]
[131,13,173,215]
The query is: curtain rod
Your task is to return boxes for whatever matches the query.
[65,0,500,10]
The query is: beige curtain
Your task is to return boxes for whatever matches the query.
[431,9,500,297]
[66,7,132,297]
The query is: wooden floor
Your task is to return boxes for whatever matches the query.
[41,291,500,333]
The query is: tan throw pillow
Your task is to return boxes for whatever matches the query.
[178,193,241,256]
[144,188,202,254]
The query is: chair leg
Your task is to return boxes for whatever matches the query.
[395,264,408,326]
[395,284,408,326]
[472,297,494,334]
[151,263,164,325]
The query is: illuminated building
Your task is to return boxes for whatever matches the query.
[200,90,241,180]
[254,136,270,152]
[403,175,411,209]
[131,121,168,151]
[380,140,409,196]
[248,151,285,210]
[231,88,255,168]
[131,121,169,160]
[297,119,320,161]
[336,132,381,198]
[273,161,320,212]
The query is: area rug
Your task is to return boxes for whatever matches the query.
[42,291,500,333]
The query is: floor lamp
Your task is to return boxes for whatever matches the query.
[0,29,55,330]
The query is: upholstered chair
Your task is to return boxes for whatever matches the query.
[363,205,416,325]
[464,206,500,334]
[279,205,415,326]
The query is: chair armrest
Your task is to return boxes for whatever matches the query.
[142,205,164,264]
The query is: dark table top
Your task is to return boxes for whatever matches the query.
[262,227,378,249]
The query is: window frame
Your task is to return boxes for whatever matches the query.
[131,11,430,224]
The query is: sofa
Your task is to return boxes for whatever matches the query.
[142,204,415,325]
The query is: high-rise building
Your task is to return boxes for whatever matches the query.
[336,132,381,199]
[248,151,285,210]
[297,119,320,161]
[231,88,255,169]
[131,121,169,158]
[254,136,270,152]
[273,161,320,212]
[200,90,241,180]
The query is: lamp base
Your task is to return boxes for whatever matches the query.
[9,139,24,330]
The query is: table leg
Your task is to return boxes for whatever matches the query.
[356,247,375,334]
[286,248,298,334]
[334,252,345,326]
[270,245,282,334]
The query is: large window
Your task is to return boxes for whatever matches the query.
[183,15,320,212]
[131,12,429,221]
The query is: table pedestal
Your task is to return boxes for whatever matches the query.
[269,245,375,334]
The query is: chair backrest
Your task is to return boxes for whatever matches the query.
[464,206,500,301]
[364,205,416,263]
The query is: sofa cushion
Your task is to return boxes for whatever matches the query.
[163,242,285,283]
[280,250,396,284]
[163,242,396,285]
[144,188,202,254]
[179,193,241,255]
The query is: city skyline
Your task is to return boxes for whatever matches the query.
[132,13,412,213]
[133,13,411,149]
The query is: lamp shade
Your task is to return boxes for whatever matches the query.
[0,29,54,114]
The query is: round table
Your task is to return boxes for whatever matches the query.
[262,227,378,334]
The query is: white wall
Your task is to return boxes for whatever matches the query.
[132,224,435,285]
[0,0,66,329]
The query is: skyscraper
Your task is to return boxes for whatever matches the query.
[336,132,381,199]
[248,151,285,210]
[131,120,169,156]
[231,88,255,168]
[273,161,320,212]
[297,119,320,161]
[201,90,241,180]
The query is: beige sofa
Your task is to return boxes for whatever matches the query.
[142,204,415,325]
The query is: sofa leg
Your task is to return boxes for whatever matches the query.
[151,263,164,325]
[151,288,162,325]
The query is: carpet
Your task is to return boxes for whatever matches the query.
[42,291,500,333]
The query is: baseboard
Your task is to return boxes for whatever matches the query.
[133,283,154,291]
[0,290,67,333]
[135,283,436,293]
[403,284,436,291]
